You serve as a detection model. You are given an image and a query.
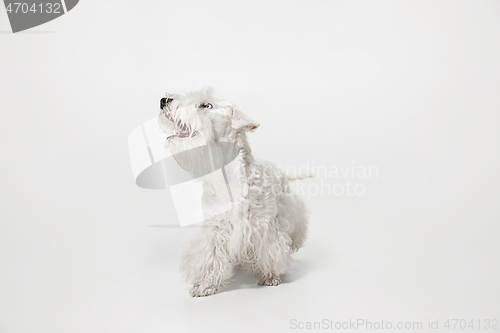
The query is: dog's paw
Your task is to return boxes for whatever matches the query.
[191,285,218,297]
[258,275,281,286]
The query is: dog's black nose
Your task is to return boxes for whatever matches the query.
[160,97,173,110]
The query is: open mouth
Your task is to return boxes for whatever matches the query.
[164,110,198,141]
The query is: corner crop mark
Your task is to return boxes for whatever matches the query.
[3,0,79,33]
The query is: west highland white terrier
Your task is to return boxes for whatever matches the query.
[158,88,310,297]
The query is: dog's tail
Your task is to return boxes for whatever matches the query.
[285,170,315,181]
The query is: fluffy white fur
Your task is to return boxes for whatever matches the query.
[158,88,310,297]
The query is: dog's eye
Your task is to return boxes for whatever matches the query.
[200,103,213,109]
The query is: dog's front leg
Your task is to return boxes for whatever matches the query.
[182,225,234,297]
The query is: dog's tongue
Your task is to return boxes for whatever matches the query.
[176,131,190,138]
[166,130,197,141]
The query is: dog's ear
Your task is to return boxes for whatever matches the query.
[231,106,260,132]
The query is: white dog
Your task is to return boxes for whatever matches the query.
[158,88,310,297]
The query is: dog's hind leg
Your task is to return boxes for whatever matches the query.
[287,194,309,252]
[276,189,309,252]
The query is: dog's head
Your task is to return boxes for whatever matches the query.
[158,89,259,149]
[158,89,259,181]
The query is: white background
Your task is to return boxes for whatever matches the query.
[1,1,499,332]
